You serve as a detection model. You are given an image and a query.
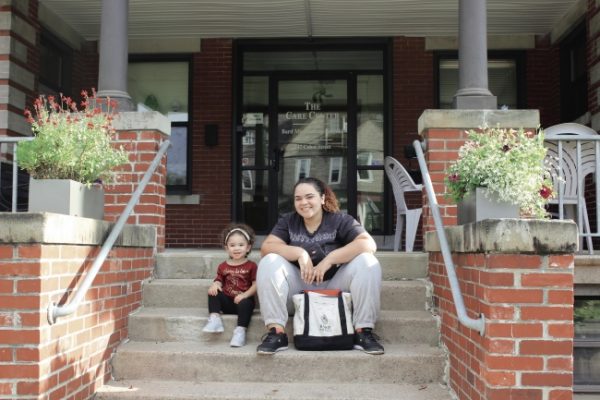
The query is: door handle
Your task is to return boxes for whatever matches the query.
[270,148,284,171]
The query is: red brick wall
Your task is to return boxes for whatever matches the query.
[0,0,39,136]
[390,37,434,250]
[392,37,434,157]
[0,239,154,399]
[105,128,168,251]
[165,39,234,248]
[526,36,561,128]
[72,41,100,99]
[429,249,574,400]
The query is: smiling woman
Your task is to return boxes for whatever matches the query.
[255,176,385,355]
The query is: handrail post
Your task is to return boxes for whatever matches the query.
[413,140,486,336]
[12,143,18,212]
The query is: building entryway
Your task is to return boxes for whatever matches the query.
[234,40,389,234]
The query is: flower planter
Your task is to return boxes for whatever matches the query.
[457,187,519,225]
[28,179,104,220]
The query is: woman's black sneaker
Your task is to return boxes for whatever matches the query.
[354,328,384,355]
[257,328,289,355]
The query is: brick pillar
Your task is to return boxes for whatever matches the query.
[0,213,155,399]
[105,112,170,251]
[418,109,540,233]
[425,219,577,400]
[0,0,38,137]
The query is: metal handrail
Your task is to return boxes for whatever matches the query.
[413,140,486,336]
[47,139,171,324]
[0,137,34,212]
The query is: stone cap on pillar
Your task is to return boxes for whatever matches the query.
[113,111,171,136]
[418,109,540,135]
[0,213,156,247]
[425,219,578,254]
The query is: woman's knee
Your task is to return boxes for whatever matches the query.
[349,252,381,273]
[257,253,294,293]
[257,253,288,277]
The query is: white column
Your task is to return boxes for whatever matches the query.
[453,0,497,110]
[96,0,134,111]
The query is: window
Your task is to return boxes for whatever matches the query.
[560,22,587,122]
[329,157,342,184]
[436,53,522,110]
[574,296,600,392]
[295,159,311,181]
[242,170,253,190]
[128,58,191,192]
[39,30,73,96]
[357,152,374,182]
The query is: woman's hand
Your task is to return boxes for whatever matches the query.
[298,249,315,284]
[208,282,222,296]
[313,260,334,284]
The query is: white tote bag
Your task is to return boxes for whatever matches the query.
[292,289,354,350]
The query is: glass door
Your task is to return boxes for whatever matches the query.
[274,78,349,216]
[238,73,385,234]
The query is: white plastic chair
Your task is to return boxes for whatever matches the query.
[544,123,598,253]
[384,156,423,252]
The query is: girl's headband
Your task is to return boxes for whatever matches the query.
[225,228,251,244]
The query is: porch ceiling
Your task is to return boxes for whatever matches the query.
[39,0,580,40]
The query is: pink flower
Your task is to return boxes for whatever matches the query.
[539,185,552,199]
[448,173,459,183]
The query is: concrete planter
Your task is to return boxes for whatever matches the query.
[457,187,519,225]
[28,179,104,220]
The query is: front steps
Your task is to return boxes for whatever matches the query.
[97,250,452,400]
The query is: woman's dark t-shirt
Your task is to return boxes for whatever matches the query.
[269,211,365,280]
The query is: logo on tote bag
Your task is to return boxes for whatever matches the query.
[319,314,332,333]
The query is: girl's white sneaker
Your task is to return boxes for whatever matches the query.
[230,326,246,347]
[202,314,224,333]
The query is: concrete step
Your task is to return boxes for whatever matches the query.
[155,249,428,281]
[127,307,439,346]
[111,341,446,385]
[96,380,453,400]
[142,279,430,311]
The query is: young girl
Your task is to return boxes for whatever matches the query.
[202,223,257,347]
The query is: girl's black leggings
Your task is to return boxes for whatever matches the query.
[207,291,256,328]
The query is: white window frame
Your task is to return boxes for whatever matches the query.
[357,152,374,182]
[295,159,311,181]
[242,170,253,190]
[328,157,342,184]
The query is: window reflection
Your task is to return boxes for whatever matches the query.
[574,297,600,389]
[438,58,518,109]
[128,60,190,190]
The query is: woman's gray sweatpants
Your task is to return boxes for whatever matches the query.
[256,252,382,329]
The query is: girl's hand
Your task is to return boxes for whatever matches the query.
[233,294,245,304]
[298,250,315,284]
[208,282,222,296]
[313,260,334,284]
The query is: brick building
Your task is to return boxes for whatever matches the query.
[0,0,598,398]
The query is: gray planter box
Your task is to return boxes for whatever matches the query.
[28,179,104,220]
[457,187,519,225]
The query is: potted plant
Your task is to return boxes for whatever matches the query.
[17,89,129,219]
[445,125,554,224]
